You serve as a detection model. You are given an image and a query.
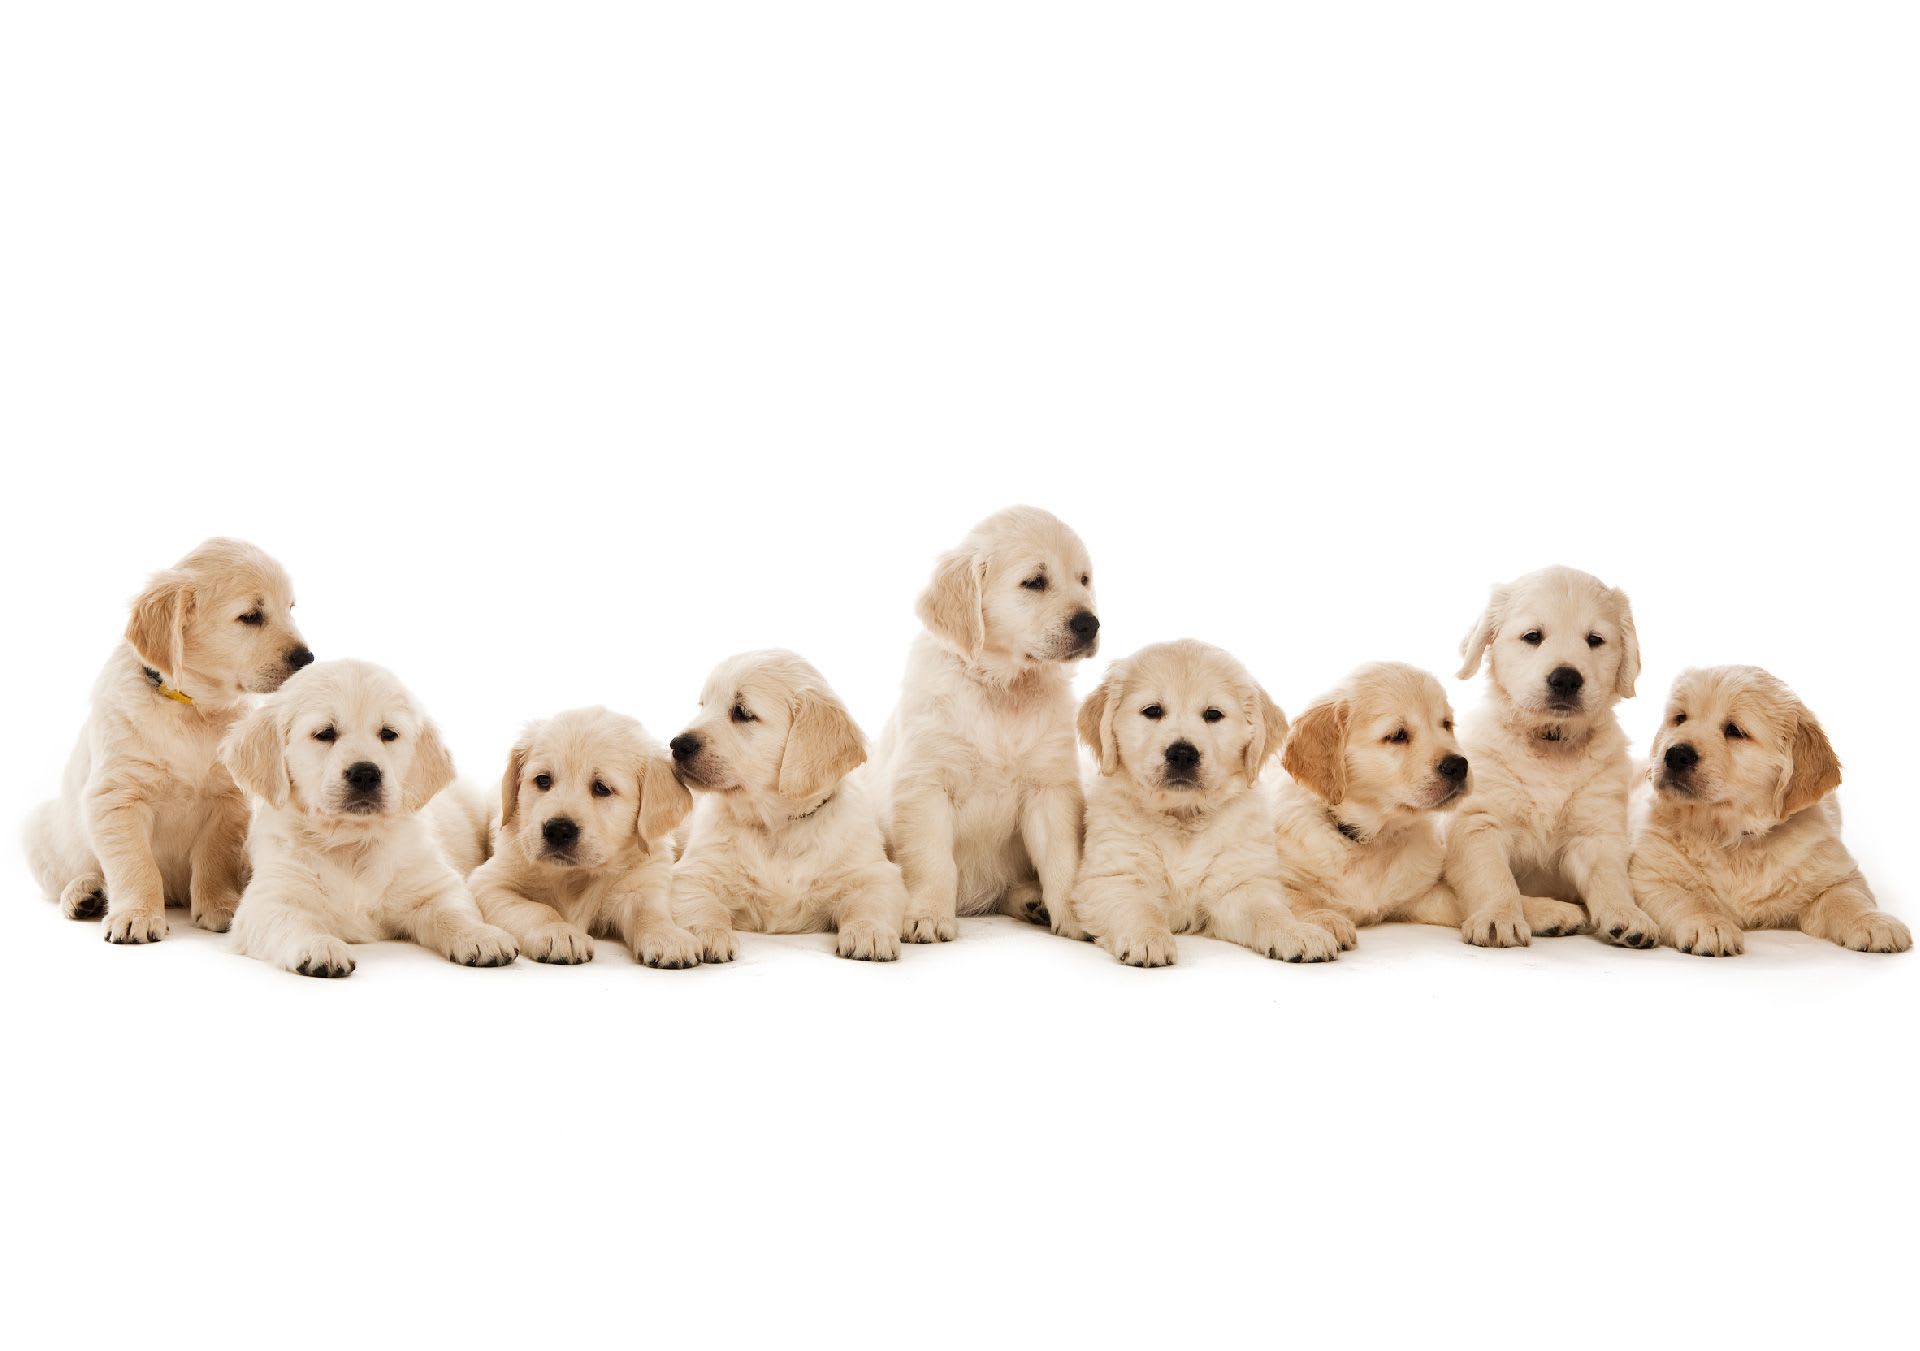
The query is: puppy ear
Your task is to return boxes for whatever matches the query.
[1457,584,1509,680]
[221,702,289,808]
[915,549,984,658]
[1778,711,1842,817]
[1610,586,1641,700]
[777,688,867,801]
[403,717,456,813]
[1243,683,1290,782]
[1077,661,1128,775]
[498,733,530,830]
[126,569,192,681]
[635,753,694,847]
[1282,699,1350,806]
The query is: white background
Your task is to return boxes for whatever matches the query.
[2,3,1914,1347]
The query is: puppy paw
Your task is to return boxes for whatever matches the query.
[190,889,241,934]
[1100,927,1177,967]
[1301,908,1359,950]
[1049,908,1090,942]
[902,911,958,943]
[1521,897,1589,938]
[60,877,108,921]
[528,924,595,964]
[634,925,702,970]
[1254,921,1340,964]
[1833,913,1912,954]
[1670,914,1745,957]
[835,920,901,962]
[291,936,356,979]
[447,925,519,968]
[1592,904,1659,949]
[691,925,737,963]
[102,908,168,944]
[1461,908,1529,948]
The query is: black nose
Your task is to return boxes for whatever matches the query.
[670,733,700,762]
[1164,740,1200,769]
[542,817,579,848]
[287,647,315,670]
[1438,754,1469,782]
[1069,610,1100,642]
[1546,666,1584,696]
[1665,743,1699,772]
[345,761,381,789]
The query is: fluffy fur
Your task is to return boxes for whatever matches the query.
[1444,566,1659,947]
[1631,666,1908,956]
[1072,640,1338,966]
[467,707,698,967]
[670,651,908,961]
[1273,662,1471,934]
[870,505,1098,942]
[224,660,517,977]
[26,539,312,943]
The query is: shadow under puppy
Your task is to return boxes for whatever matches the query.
[1073,640,1341,966]
[670,650,908,961]
[1274,662,1471,937]
[468,707,699,968]
[1632,665,1909,956]
[223,659,518,977]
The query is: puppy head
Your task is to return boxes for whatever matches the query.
[916,506,1099,672]
[126,538,312,703]
[499,707,691,869]
[1649,666,1841,824]
[671,650,866,807]
[222,659,451,819]
[1457,566,1639,721]
[1283,662,1470,818]
[1078,640,1286,809]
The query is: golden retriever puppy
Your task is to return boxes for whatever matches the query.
[1632,666,1909,957]
[1273,663,1471,936]
[1445,566,1659,948]
[467,707,698,968]
[1071,640,1338,966]
[223,660,518,978]
[25,538,313,943]
[871,506,1098,943]
[670,651,908,961]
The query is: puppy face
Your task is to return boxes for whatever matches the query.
[222,659,453,819]
[1457,565,1639,719]
[916,506,1099,669]
[671,650,866,805]
[1079,640,1287,808]
[126,537,313,699]
[500,708,691,868]
[1283,663,1470,815]
[1650,666,1841,822]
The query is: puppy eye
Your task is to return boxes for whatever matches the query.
[1724,722,1745,740]
[1520,630,1543,646]
[1079,573,1090,587]
[1672,712,1688,726]
[730,703,756,724]
[592,780,613,798]
[1385,728,1409,744]
[534,773,553,790]
[1441,719,1454,732]
[379,727,399,743]
[1586,633,1604,648]
[1202,708,1224,724]
[313,727,336,743]
[238,610,264,626]
[1141,705,1164,720]
[1022,575,1048,592]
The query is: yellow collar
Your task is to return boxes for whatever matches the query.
[142,666,194,705]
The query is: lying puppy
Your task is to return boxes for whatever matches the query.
[223,660,518,977]
[1274,662,1471,935]
[468,707,698,968]
[26,538,313,943]
[871,506,1098,942]
[1072,640,1338,966]
[1446,566,1658,948]
[1632,666,1909,956]
[670,651,908,961]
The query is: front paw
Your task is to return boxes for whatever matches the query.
[1048,906,1089,942]
[103,908,168,944]
[1301,909,1358,951]
[291,935,356,978]
[1670,914,1745,957]
[528,924,595,964]
[634,926,702,969]
[902,910,958,943]
[1522,896,1589,938]
[1100,926,1177,967]
[691,925,737,963]
[1461,907,1529,948]
[1254,921,1340,964]
[835,920,901,962]
[1592,903,1659,949]
[447,925,519,967]
[191,888,241,934]
[1834,913,1912,954]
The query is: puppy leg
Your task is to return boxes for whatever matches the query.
[1076,877,1177,967]
[893,788,960,943]
[1208,881,1341,963]
[474,881,594,965]
[1445,820,1530,948]
[232,892,356,978]
[395,881,519,968]
[1801,877,1911,954]
[610,873,702,970]
[85,784,168,944]
[833,863,907,962]
[669,871,739,963]
[1017,783,1087,940]
[1562,836,1657,949]
[187,793,249,933]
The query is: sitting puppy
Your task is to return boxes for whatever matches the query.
[1445,566,1659,948]
[1072,640,1339,966]
[1632,666,1909,956]
[670,651,908,962]
[223,659,518,978]
[467,707,699,968]
[1274,662,1471,936]
[26,538,313,943]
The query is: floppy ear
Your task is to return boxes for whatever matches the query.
[1610,586,1641,700]
[1282,699,1350,805]
[126,569,192,681]
[1457,584,1508,680]
[635,752,694,847]
[403,717,456,813]
[777,689,867,801]
[1778,711,1842,817]
[498,734,530,830]
[1243,683,1290,781]
[221,702,289,808]
[1077,661,1128,775]
[915,549,984,658]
